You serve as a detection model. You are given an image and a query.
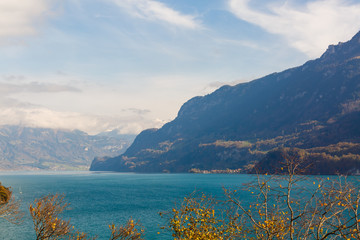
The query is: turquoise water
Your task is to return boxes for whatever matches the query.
[0,172,254,240]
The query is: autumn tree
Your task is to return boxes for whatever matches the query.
[109,218,144,240]
[30,194,74,240]
[161,192,242,239]
[0,182,23,224]
[160,151,360,239]
[30,193,145,240]
[29,194,97,240]
[225,152,360,239]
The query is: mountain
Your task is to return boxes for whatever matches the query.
[0,126,135,170]
[91,31,360,174]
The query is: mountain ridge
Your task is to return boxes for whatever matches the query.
[91,31,360,174]
[0,125,135,171]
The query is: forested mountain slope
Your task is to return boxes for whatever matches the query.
[91,31,360,174]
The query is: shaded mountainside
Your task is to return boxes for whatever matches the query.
[253,143,360,175]
[0,126,135,170]
[91,31,360,174]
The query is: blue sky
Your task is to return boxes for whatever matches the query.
[0,0,360,134]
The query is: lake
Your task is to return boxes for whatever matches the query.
[0,172,255,239]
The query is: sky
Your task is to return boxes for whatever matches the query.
[0,0,360,135]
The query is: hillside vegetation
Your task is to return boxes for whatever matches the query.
[91,31,360,174]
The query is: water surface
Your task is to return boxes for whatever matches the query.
[0,171,254,239]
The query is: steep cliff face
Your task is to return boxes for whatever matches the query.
[91,31,360,173]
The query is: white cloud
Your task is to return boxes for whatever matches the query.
[112,0,201,29]
[0,0,50,40]
[0,105,163,135]
[214,38,268,51]
[0,82,80,94]
[228,0,360,57]
[122,108,151,115]
[2,75,26,81]
[0,77,162,134]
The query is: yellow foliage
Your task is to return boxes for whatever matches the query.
[163,193,242,240]
[109,218,144,240]
[30,194,72,240]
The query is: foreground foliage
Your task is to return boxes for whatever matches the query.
[28,194,143,240]
[161,193,241,239]
[0,182,23,224]
[109,219,144,240]
[162,152,360,239]
[30,194,73,240]
[224,154,360,239]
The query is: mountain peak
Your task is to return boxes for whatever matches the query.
[319,31,360,64]
[351,30,360,42]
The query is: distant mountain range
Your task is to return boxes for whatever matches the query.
[91,31,360,174]
[0,126,135,170]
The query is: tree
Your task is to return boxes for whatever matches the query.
[109,219,144,240]
[0,182,23,224]
[30,194,74,240]
[29,193,144,240]
[224,152,360,239]
[161,152,360,239]
[29,194,97,240]
[161,192,242,239]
